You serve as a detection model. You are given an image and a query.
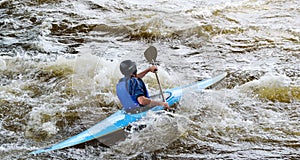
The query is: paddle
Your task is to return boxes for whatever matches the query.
[144,46,165,102]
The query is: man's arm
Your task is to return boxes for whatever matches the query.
[137,96,169,109]
[136,66,157,79]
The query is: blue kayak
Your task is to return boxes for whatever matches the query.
[30,72,227,154]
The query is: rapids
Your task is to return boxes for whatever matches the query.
[0,0,299,159]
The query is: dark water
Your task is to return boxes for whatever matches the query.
[0,0,299,159]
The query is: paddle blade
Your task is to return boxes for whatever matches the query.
[144,46,157,63]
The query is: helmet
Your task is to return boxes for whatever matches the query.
[120,60,137,76]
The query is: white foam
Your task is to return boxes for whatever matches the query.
[42,122,58,135]
[238,73,292,91]
[0,58,6,70]
[71,53,121,96]
[35,35,65,53]
[114,111,188,154]
[26,104,66,137]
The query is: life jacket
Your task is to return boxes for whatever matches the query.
[116,77,140,112]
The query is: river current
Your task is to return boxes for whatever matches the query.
[0,0,299,159]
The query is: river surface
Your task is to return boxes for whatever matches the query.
[0,0,299,159]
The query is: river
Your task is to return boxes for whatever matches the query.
[0,0,299,159]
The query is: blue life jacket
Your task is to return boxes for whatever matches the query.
[116,77,140,112]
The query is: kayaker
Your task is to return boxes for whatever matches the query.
[116,60,169,113]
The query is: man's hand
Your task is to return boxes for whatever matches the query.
[149,66,158,73]
[161,102,170,110]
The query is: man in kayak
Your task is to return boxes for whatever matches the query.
[116,60,169,113]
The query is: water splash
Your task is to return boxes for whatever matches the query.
[238,73,300,102]
[112,111,188,156]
